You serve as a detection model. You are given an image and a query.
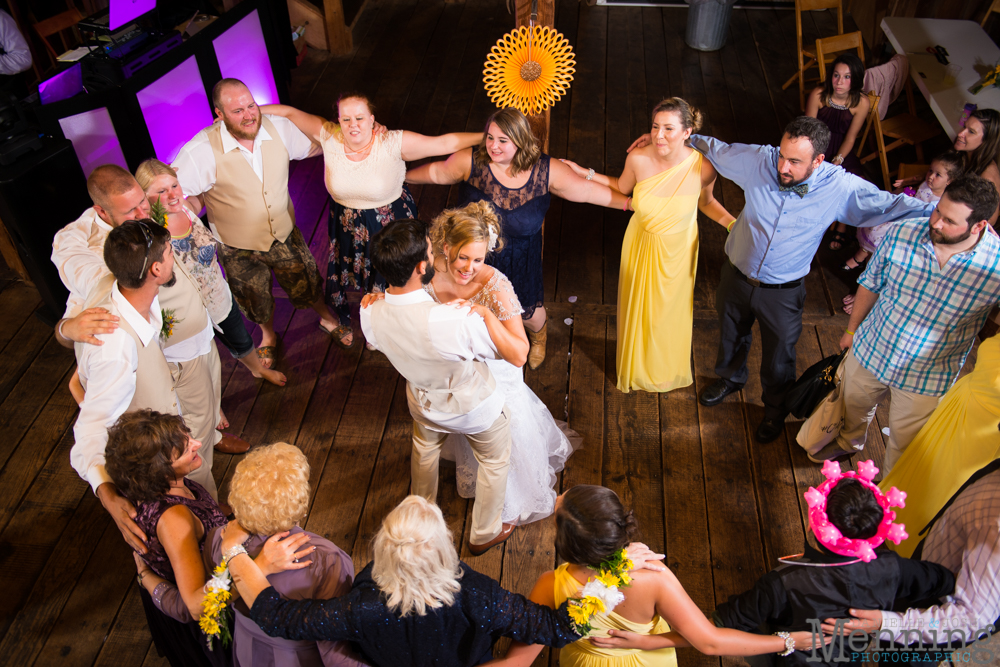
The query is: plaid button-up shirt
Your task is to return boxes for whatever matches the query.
[853,218,1000,396]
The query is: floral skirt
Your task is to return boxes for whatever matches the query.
[325,185,419,325]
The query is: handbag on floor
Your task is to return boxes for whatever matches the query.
[783,350,847,418]
[795,359,847,455]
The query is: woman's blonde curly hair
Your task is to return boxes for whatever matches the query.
[371,496,463,617]
[429,201,504,264]
[228,442,311,536]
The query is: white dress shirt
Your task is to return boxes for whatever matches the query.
[51,208,113,320]
[360,289,504,433]
[880,471,1000,643]
[0,11,31,76]
[73,284,164,492]
[171,114,319,198]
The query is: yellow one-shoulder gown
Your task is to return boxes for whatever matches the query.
[882,335,1000,558]
[553,564,677,667]
[617,150,701,393]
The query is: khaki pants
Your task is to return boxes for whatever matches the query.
[412,408,511,545]
[169,345,222,500]
[836,350,942,473]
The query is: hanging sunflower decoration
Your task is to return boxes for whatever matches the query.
[483,25,576,117]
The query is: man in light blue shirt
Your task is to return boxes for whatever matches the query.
[690,117,933,444]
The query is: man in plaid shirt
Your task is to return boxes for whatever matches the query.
[814,175,1000,471]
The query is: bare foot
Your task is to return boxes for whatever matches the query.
[217,408,229,430]
[842,294,856,306]
[843,301,854,315]
[254,368,288,386]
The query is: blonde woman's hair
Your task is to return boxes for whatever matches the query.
[474,107,541,176]
[371,496,463,617]
[429,201,504,263]
[228,442,311,536]
[134,158,178,193]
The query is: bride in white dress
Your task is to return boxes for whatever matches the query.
[369,202,579,525]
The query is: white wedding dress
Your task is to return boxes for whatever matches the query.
[426,270,580,525]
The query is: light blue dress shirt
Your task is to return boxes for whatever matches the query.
[690,135,935,284]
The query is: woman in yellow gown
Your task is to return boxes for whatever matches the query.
[882,334,1000,558]
[563,98,735,392]
[490,485,820,667]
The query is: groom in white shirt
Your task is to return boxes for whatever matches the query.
[360,219,521,555]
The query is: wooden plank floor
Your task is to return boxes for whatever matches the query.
[0,2,918,665]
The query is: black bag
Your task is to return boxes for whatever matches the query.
[783,350,847,419]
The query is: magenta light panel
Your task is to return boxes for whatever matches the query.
[58,107,128,178]
[137,55,214,163]
[213,10,279,106]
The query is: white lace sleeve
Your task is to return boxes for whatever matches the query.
[478,271,524,321]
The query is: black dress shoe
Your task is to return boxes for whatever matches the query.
[699,379,742,407]
[755,417,785,444]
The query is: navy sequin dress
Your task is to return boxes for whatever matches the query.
[459,153,551,320]
[249,561,581,667]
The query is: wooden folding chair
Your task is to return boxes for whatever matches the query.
[982,0,1000,27]
[897,163,930,183]
[781,0,844,111]
[857,82,941,190]
[31,4,84,70]
[815,32,865,83]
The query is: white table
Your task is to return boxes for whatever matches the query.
[881,17,1000,140]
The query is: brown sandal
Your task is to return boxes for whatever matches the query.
[324,323,355,349]
[256,345,277,365]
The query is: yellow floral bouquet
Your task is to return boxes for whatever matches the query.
[199,561,234,650]
[567,548,633,636]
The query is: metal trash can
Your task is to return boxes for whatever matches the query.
[685,0,738,51]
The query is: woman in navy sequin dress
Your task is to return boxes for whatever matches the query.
[407,108,631,369]
[219,495,598,667]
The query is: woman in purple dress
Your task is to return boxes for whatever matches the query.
[205,442,366,667]
[106,410,303,667]
[806,53,872,254]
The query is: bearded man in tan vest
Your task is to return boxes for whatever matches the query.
[359,219,526,555]
[70,221,214,554]
[172,78,339,367]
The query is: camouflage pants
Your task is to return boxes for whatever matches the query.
[217,226,322,324]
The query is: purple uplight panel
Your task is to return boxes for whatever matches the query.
[137,55,213,163]
[58,107,128,177]
[110,0,157,31]
[213,10,278,105]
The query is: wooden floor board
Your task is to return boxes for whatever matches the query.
[0,2,921,663]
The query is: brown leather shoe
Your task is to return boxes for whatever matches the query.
[526,322,547,370]
[215,433,251,454]
[468,523,516,556]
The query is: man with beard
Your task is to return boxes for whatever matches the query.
[814,175,1000,472]
[631,117,934,443]
[172,78,337,368]
[70,221,212,554]
[53,166,246,509]
[359,219,520,555]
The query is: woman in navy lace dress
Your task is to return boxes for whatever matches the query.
[105,410,304,667]
[406,108,631,369]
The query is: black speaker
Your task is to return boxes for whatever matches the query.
[0,138,90,324]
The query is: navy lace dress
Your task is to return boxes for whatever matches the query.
[133,479,230,667]
[459,153,551,320]
[249,561,582,667]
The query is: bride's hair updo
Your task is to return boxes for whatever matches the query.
[429,201,504,264]
[555,485,640,569]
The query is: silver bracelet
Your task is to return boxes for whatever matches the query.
[775,631,795,656]
[586,168,595,181]
[222,544,248,564]
[57,319,68,341]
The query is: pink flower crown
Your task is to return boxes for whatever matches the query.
[804,460,908,563]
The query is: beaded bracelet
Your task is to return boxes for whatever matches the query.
[222,544,249,563]
[775,631,795,656]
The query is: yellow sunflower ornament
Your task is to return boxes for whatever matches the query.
[483,25,576,116]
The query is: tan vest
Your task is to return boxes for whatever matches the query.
[370,300,496,420]
[77,274,179,416]
[203,117,295,252]
[158,258,210,350]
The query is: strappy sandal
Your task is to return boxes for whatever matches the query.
[323,323,355,349]
[841,251,868,271]
[828,230,850,251]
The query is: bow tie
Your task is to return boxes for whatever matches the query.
[779,183,809,197]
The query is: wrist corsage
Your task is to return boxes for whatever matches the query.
[566,548,633,636]
[200,558,237,650]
